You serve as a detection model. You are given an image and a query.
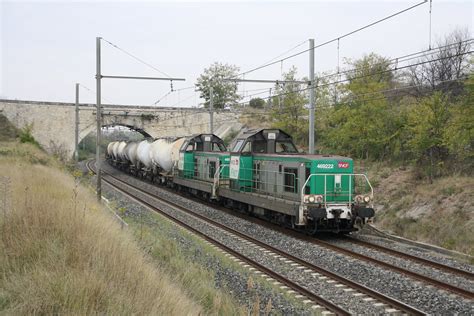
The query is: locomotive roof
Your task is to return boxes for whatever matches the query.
[237,128,292,140]
[253,153,352,160]
[186,133,225,144]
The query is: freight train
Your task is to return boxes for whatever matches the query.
[106,129,375,233]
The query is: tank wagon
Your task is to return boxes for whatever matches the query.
[106,129,375,233]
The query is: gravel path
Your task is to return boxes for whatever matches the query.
[101,162,474,314]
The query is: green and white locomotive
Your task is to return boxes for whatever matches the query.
[170,129,374,233]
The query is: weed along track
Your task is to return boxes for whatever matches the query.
[88,160,426,315]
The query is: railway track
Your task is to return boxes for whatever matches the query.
[88,160,425,315]
[344,236,474,280]
[165,173,474,300]
[307,238,474,300]
[161,173,474,300]
[224,206,474,300]
[365,224,474,262]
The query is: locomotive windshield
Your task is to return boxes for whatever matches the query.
[212,142,226,152]
[276,141,297,153]
[232,140,245,152]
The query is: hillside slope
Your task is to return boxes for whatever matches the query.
[363,163,474,256]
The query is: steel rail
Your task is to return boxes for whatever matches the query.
[309,238,474,300]
[87,160,350,316]
[90,160,426,315]
[346,236,474,280]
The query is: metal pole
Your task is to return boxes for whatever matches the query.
[308,38,315,154]
[267,88,272,109]
[209,86,214,134]
[96,37,102,201]
[74,83,79,161]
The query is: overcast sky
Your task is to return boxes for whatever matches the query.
[1,0,472,107]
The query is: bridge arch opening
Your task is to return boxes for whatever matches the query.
[77,124,151,161]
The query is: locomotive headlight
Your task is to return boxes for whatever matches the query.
[315,195,323,203]
[363,195,371,203]
[355,195,363,203]
[308,196,316,203]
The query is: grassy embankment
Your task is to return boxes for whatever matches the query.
[0,115,297,315]
[0,115,244,314]
[0,141,203,314]
[357,161,474,257]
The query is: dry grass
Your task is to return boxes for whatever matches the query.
[134,222,246,315]
[0,142,201,315]
[358,161,474,257]
[238,107,273,129]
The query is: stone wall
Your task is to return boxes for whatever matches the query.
[0,99,242,158]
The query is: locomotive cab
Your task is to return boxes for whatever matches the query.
[228,128,375,232]
[229,129,299,192]
[177,134,228,181]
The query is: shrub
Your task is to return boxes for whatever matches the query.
[18,124,40,147]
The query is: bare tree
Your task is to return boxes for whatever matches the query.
[407,28,472,98]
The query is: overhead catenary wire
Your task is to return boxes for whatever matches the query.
[148,75,471,131]
[234,49,473,106]
[152,90,173,106]
[101,37,172,78]
[233,76,471,117]
[260,39,309,66]
[237,39,462,102]
[313,39,474,83]
[78,83,114,104]
[231,0,428,79]
[150,85,197,106]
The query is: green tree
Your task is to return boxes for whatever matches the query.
[319,54,398,159]
[196,62,240,109]
[270,67,308,147]
[345,53,395,94]
[248,97,265,108]
[443,74,474,172]
[406,92,451,179]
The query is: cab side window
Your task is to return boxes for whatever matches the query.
[253,140,266,153]
[241,141,251,153]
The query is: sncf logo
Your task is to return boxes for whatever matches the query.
[338,162,349,169]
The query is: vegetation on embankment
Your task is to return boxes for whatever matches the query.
[272,30,473,181]
[260,29,473,256]
[358,162,474,257]
[118,206,251,315]
[0,142,202,314]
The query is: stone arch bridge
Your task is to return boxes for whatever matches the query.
[0,99,242,158]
